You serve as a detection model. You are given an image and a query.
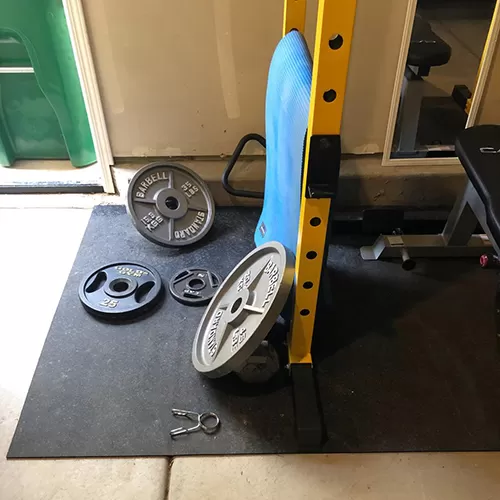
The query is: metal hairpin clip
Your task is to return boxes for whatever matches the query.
[169,409,221,438]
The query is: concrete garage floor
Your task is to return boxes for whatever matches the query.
[1,206,500,500]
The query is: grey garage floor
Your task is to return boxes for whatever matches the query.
[1,205,500,500]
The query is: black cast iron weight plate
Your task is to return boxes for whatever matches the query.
[127,162,215,247]
[192,241,295,378]
[79,262,164,321]
[169,268,222,306]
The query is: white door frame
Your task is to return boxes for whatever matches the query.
[62,0,115,193]
[382,0,500,167]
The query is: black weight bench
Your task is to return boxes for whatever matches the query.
[362,125,500,263]
[408,14,452,76]
[395,14,452,153]
[456,125,500,254]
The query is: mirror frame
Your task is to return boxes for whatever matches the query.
[382,0,500,166]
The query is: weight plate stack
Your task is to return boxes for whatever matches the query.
[235,341,280,384]
[127,162,215,247]
[169,268,222,306]
[79,262,164,321]
[192,241,295,378]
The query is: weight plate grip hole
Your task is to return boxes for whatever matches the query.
[135,281,155,303]
[85,271,107,293]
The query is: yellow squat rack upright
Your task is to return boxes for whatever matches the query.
[285,0,357,448]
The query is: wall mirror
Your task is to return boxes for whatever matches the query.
[384,0,500,165]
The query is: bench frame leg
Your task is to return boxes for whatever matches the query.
[361,181,498,261]
[395,67,425,154]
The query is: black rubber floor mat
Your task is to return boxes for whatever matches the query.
[8,205,500,457]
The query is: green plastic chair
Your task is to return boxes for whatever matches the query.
[0,0,96,167]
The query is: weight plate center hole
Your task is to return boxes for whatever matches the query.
[111,279,131,293]
[188,278,205,290]
[231,297,243,314]
[165,196,180,210]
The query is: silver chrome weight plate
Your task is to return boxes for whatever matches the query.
[192,241,295,378]
[127,162,215,247]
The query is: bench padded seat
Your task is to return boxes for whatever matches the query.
[408,15,452,69]
[456,125,500,245]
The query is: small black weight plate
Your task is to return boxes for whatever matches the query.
[169,268,222,306]
[79,262,164,321]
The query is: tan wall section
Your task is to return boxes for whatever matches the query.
[342,0,409,154]
[83,0,408,158]
[82,0,280,157]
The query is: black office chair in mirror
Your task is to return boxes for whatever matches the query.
[392,0,497,159]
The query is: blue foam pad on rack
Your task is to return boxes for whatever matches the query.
[254,31,312,254]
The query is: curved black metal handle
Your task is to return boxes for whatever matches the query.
[222,133,266,199]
